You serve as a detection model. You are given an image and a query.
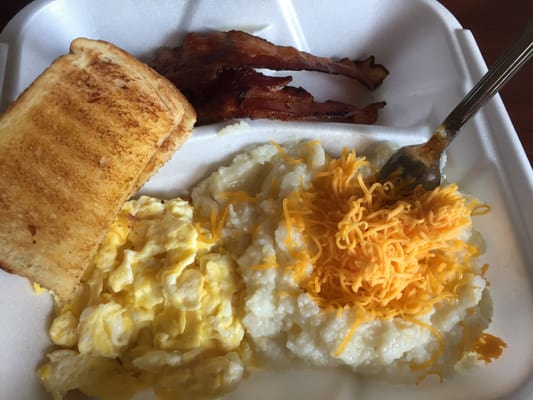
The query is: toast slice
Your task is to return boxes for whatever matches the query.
[0,38,196,301]
[133,77,196,191]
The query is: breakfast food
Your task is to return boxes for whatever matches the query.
[39,140,505,400]
[191,140,505,382]
[0,38,195,301]
[150,30,388,125]
[38,197,247,400]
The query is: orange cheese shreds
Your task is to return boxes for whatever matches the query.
[195,141,504,371]
[193,202,231,245]
[472,333,507,363]
[252,254,278,271]
[270,141,305,165]
[219,191,259,204]
[281,147,493,358]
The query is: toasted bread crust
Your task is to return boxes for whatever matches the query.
[134,75,197,191]
[0,38,195,301]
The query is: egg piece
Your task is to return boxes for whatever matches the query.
[77,302,134,358]
[38,349,144,400]
[49,310,78,348]
[39,196,247,400]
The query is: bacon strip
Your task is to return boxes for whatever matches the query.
[152,30,388,90]
[185,67,385,125]
[150,30,388,126]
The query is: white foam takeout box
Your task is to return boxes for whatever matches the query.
[0,0,532,399]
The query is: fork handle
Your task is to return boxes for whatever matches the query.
[442,20,533,139]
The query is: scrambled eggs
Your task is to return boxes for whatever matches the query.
[39,196,247,400]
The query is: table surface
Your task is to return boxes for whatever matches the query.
[1,0,531,166]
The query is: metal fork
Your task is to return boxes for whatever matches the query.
[378,20,533,190]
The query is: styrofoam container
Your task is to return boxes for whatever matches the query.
[0,1,531,399]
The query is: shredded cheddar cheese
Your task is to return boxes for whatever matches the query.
[472,333,507,363]
[252,254,279,271]
[219,191,259,204]
[270,141,305,165]
[194,141,505,375]
[280,147,493,363]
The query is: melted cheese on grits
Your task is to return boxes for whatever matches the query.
[38,196,247,400]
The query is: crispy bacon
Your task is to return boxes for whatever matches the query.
[153,30,388,90]
[150,30,388,126]
[183,67,385,125]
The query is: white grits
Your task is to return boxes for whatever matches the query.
[192,140,494,382]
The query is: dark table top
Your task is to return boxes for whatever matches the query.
[1,0,531,166]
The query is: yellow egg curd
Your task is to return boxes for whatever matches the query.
[38,196,248,400]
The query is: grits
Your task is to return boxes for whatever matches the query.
[192,140,503,382]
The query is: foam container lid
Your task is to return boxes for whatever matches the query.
[0,1,532,399]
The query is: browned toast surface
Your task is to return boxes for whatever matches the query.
[0,38,195,301]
